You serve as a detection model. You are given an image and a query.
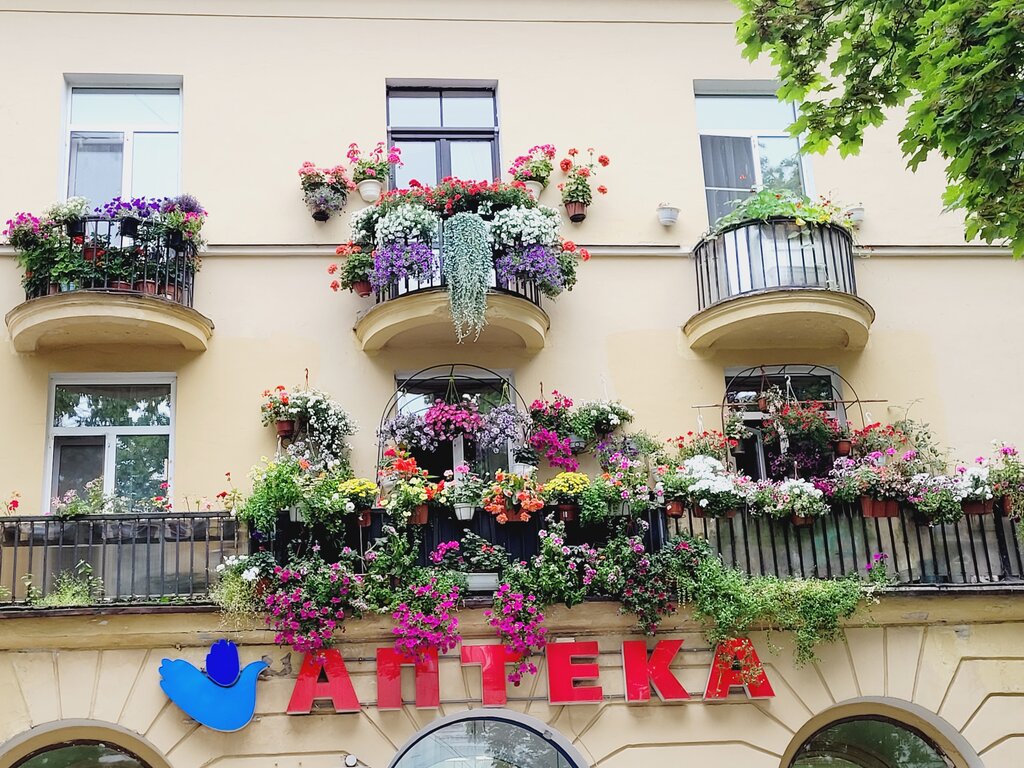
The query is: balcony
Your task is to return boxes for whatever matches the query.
[6,217,213,352]
[353,251,549,352]
[684,218,874,350]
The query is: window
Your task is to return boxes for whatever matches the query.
[66,87,181,204]
[790,717,952,767]
[387,86,499,187]
[47,374,174,511]
[696,94,808,224]
[15,742,151,768]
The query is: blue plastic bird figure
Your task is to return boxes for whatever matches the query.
[159,639,268,732]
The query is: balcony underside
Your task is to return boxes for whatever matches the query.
[683,288,875,351]
[6,292,214,352]
[354,289,550,352]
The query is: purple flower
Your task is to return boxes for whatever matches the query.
[371,241,437,289]
[495,244,563,295]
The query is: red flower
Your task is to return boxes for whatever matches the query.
[562,240,577,252]
[598,154,610,167]
[597,185,608,194]
[9,499,18,509]
[327,263,338,274]
[578,167,590,178]
[568,148,579,156]
[579,248,591,261]
[559,158,572,172]
[330,280,340,292]
[216,491,228,499]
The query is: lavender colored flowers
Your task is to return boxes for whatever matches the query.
[370,241,437,289]
[477,403,530,454]
[495,244,563,298]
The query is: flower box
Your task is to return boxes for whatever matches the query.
[460,572,500,593]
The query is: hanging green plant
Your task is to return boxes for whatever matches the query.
[442,212,491,342]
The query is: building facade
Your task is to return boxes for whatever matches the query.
[1,2,1023,767]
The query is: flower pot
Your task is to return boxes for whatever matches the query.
[859,495,876,518]
[133,279,159,295]
[352,280,373,298]
[691,505,705,519]
[881,499,900,518]
[120,217,141,238]
[168,231,187,250]
[524,180,544,201]
[83,245,103,261]
[1003,496,1015,516]
[511,462,536,476]
[835,439,852,457]
[503,508,529,523]
[656,205,680,226]
[48,283,61,296]
[161,283,183,302]
[462,572,500,592]
[356,509,372,528]
[564,201,587,223]
[757,397,768,412]
[791,514,815,527]
[108,280,133,292]
[276,419,296,439]
[721,508,738,519]
[65,219,86,238]
[288,504,306,523]
[409,503,429,525]
[357,179,384,203]
[453,503,475,521]
[665,500,685,518]
[311,209,331,222]
[963,499,994,516]
[556,503,578,523]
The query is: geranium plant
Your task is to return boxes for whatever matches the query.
[669,431,735,462]
[439,465,488,512]
[508,144,557,186]
[990,443,1024,513]
[347,142,402,184]
[298,161,354,221]
[557,147,609,215]
[328,241,374,295]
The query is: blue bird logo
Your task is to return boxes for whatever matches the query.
[160,639,268,732]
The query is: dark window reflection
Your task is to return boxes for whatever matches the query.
[791,717,950,768]
[394,718,575,768]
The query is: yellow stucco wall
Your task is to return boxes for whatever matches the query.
[0,598,1021,767]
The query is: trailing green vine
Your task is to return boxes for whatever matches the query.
[442,212,491,342]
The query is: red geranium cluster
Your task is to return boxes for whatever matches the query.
[377,177,533,217]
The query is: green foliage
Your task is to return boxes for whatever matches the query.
[362,525,422,611]
[211,551,277,619]
[339,248,373,289]
[238,457,304,534]
[710,188,850,234]
[734,0,1024,256]
[442,212,491,342]
[24,561,104,608]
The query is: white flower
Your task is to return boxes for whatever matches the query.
[345,501,356,512]
[241,567,260,582]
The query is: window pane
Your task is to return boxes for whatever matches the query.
[701,135,756,190]
[441,90,495,127]
[791,717,948,767]
[53,436,105,499]
[695,95,796,132]
[706,189,753,224]
[133,132,180,198]
[389,91,441,127]
[450,140,495,181]
[68,131,123,203]
[71,88,180,126]
[759,136,804,193]
[393,141,438,188]
[395,718,573,768]
[20,744,147,768]
[54,384,172,428]
[115,434,169,504]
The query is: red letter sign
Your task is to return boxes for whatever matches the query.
[547,641,602,704]
[376,648,440,709]
[622,639,690,702]
[461,644,521,706]
[287,650,360,714]
[703,638,775,700]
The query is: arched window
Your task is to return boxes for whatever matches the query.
[790,717,952,768]
[15,740,150,768]
[389,711,588,768]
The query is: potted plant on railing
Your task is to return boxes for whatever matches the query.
[46,197,90,238]
[347,142,402,203]
[49,247,89,293]
[4,212,60,296]
[439,464,487,521]
[429,532,512,592]
[511,445,540,476]
[336,477,379,527]
[298,161,354,221]
[557,148,609,223]
[96,196,161,238]
[907,474,964,525]
[328,241,374,297]
[707,188,853,236]
[542,472,591,522]
[483,471,545,523]
[385,475,432,526]
[658,466,694,518]
[756,478,829,527]
[160,194,207,251]
[260,385,301,439]
[679,455,751,519]
[508,144,556,200]
[990,443,1024,515]
[956,462,994,515]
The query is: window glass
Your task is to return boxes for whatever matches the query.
[441,90,495,127]
[132,132,180,198]
[54,383,172,428]
[71,88,180,126]
[758,136,804,191]
[68,131,124,201]
[393,718,575,768]
[394,141,439,188]
[790,717,949,768]
[389,92,442,127]
[53,436,105,498]
[449,140,494,181]
[695,95,796,131]
[115,434,169,502]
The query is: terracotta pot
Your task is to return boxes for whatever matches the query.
[275,419,296,439]
[503,508,529,523]
[83,245,103,261]
[409,503,429,525]
[835,439,852,457]
[859,495,876,518]
[352,280,373,297]
[556,503,578,523]
[48,283,61,296]
[871,499,900,518]
[791,514,815,527]
[356,509,372,528]
[161,283,183,302]
[133,279,159,295]
[311,209,330,222]
[1004,496,1015,516]
[691,505,705,519]
[665,499,685,518]
[108,280,132,292]
[722,508,737,519]
[963,499,994,516]
[564,201,587,223]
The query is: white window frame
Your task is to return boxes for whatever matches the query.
[43,372,176,513]
[62,80,183,202]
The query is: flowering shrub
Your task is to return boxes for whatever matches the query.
[439,465,488,508]
[670,431,735,462]
[558,147,610,206]
[568,400,635,444]
[328,241,374,292]
[508,522,599,607]
[260,385,298,424]
[476,403,530,454]
[375,203,439,244]
[676,455,750,517]
[392,573,463,661]
[298,161,354,217]
[482,471,545,523]
[956,462,993,502]
[489,205,561,252]
[756,478,830,520]
[486,585,547,684]
[907,473,964,524]
[709,188,852,234]
[347,142,402,184]
[542,472,591,505]
[508,144,557,185]
[423,397,483,443]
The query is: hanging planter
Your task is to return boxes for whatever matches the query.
[275,419,296,439]
[524,180,544,201]
[409,503,429,525]
[835,439,852,456]
[656,204,680,226]
[564,201,587,223]
[453,503,475,522]
[665,500,686,518]
[357,179,384,203]
[65,219,86,238]
[311,209,331,222]
[352,280,373,298]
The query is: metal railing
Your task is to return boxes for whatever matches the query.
[374,237,543,307]
[693,218,857,311]
[0,512,240,604]
[26,216,197,307]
